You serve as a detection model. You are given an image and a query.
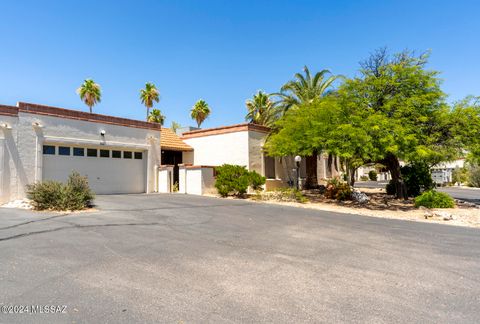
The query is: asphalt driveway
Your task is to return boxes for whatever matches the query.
[0,194,479,323]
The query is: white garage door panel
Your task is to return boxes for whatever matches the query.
[43,154,145,194]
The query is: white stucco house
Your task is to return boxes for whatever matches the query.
[0,102,162,203]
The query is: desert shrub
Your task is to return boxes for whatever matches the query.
[360,175,369,181]
[214,164,266,197]
[414,190,455,208]
[324,178,352,201]
[255,188,307,203]
[66,171,95,210]
[401,162,434,197]
[386,163,434,197]
[26,171,94,211]
[368,170,378,181]
[249,170,266,191]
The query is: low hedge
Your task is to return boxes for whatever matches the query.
[26,171,95,211]
[414,190,455,209]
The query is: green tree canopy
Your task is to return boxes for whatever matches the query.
[266,49,463,198]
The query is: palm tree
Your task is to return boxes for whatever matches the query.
[275,66,339,188]
[275,66,338,113]
[170,121,181,133]
[190,99,211,128]
[245,91,279,127]
[140,83,160,120]
[147,108,165,125]
[76,79,101,113]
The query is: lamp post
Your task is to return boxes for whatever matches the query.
[294,155,302,190]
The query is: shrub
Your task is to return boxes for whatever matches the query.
[401,162,434,197]
[66,171,95,210]
[324,178,352,201]
[452,167,468,185]
[249,170,266,191]
[386,163,434,197]
[414,190,455,208]
[360,175,369,181]
[214,164,266,197]
[26,171,94,211]
[368,170,378,181]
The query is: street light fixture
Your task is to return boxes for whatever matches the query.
[294,155,301,190]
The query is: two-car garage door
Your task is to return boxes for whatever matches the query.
[42,144,146,194]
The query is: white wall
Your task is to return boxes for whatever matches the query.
[0,115,20,203]
[183,131,250,168]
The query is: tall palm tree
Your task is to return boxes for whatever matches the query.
[140,83,160,120]
[147,108,165,125]
[170,121,181,133]
[275,66,338,113]
[190,99,211,128]
[275,66,339,188]
[245,91,279,127]
[76,79,101,113]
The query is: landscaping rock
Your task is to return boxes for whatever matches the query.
[433,211,454,221]
[1,199,33,210]
[352,190,369,204]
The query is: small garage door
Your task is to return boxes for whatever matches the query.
[42,145,146,194]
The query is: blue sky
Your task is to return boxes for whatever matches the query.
[1,0,478,128]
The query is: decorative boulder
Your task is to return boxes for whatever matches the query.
[352,190,369,204]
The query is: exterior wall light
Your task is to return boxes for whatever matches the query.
[100,130,106,136]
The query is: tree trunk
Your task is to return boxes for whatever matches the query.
[348,166,356,187]
[383,153,407,199]
[305,152,318,189]
[146,107,149,121]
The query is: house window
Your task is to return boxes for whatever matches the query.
[123,151,132,159]
[87,148,97,157]
[100,149,110,158]
[58,146,70,156]
[73,148,85,156]
[43,145,55,155]
[134,152,143,160]
[264,156,276,179]
[112,150,121,158]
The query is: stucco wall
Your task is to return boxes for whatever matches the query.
[0,112,161,202]
[248,130,265,174]
[0,115,20,203]
[183,131,250,168]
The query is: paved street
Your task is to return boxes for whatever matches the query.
[0,194,479,323]
[437,187,480,205]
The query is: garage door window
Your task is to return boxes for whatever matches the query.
[100,149,110,158]
[73,148,85,156]
[124,151,132,159]
[59,146,70,156]
[112,150,121,158]
[134,152,143,160]
[87,149,97,157]
[43,145,55,155]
